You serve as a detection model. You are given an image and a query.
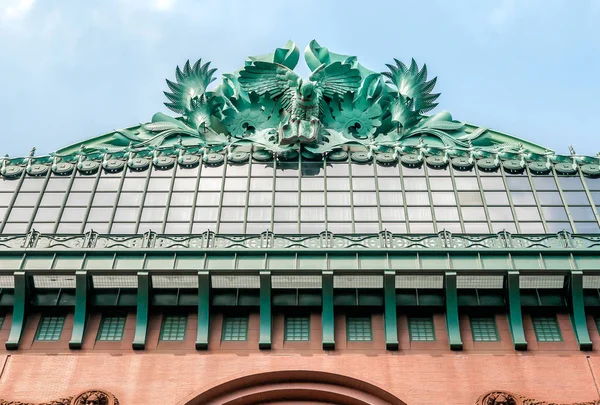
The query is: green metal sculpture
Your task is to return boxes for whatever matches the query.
[7,39,596,174]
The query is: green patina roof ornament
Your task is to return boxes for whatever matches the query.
[24,39,595,169]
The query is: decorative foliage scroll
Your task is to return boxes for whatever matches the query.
[0,389,118,405]
[477,391,600,405]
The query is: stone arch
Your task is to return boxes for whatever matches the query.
[177,370,407,405]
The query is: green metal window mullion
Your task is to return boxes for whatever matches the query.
[423,164,438,233]
[259,270,272,350]
[5,271,29,350]
[107,167,127,232]
[473,165,493,231]
[269,157,276,231]
[297,153,302,231]
[187,158,204,234]
[499,166,522,233]
[25,170,51,233]
[0,170,26,233]
[196,270,210,350]
[444,271,462,350]
[52,168,77,234]
[322,270,335,350]
[552,168,577,232]
[136,165,154,233]
[79,165,103,234]
[372,161,383,232]
[242,157,253,233]
[69,271,90,349]
[384,270,398,350]
[323,159,328,230]
[132,271,151,350]
[214,156,229,234]
[448,164,466,233]
[158,164,178,234]
[525,166,549,233]
[347,157,356,233]
[506,270,527,350]
[568,270,592,350]
[397,162,410,232]
[579,167,600,227]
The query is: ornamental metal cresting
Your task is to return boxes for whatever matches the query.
[2,40,600,176]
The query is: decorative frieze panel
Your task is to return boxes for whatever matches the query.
[1,229,600,251]
[477,391,600,405]
[0,389,118,405]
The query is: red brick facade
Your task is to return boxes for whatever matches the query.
[1,311,600,404]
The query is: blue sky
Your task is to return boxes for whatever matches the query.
[1,0,599,157]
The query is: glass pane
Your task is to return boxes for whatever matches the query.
[327,163,349,176]
[301,192,325,206]
[428,177,454,191]
[570,207,596,221]
[354,207,379,221]
[458,192,483,206]
[301,207,324,221]
[222,192,245,206]
[461,207,487,222]
[66,193,90,207]
[327,207,351,222]
[464,222,490,233]
[377,178,401,191]
[532,316,562,342]
[251,163,273,176]
[403,177,428,191]
[274,207,298,221]
[301,177,324,191]
[196,192,220,206]
[173,177,198,191]
[222,316,248,341]
[506,177,531,190]
[160,315,187,341]
[431,192,456,206]
[541,206,568,221]
[167,207,192,222]
[224,177,248,191]
[380,207,405,221]
[247,207,271,221]
[198,177,222,191]
[220,207,245,221]
[118,193,144,206]
[514,207,541,221]
[434,207,459,221]
[532,177,557,191]
[470,317,499,342]
[97,316,126,341]
[226,164,249,177]
[407,207,432,221]
[35,316,65,341]
[558,176,584,191]
[537,192,564,206]
[40,193,64,206]
[408,317,435,341]
[510,191,536,205]
[480,177,505,190]
[250,177,273,191]
[488,207,513,221]
[285,316,309,341]
[405,192,429,205]
[491,222,517,233]
[347,317,372,341]
[575,222,600,233]
[546,222,572,233]
[454,177,480,191]
[144,192,169,206]
[141,207,165,221]
[170,192,195,206]
[248,192,272,206]
[351,164,374,176]
[353,192,377,206]
[274,192,298,206]
[563,192,591,206]
[519,222,544,233]
[327,177,350,191]
[409,222,434,233]
[122,178,146,192]
[276,178,298,191]
[114,207,139,222]
[378,192,403,205]
[484,192,509,206]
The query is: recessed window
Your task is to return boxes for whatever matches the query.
[347,316,372,341]
[531,316,562,342]
[160,315,187,341]
[408,316,435,341]
[97,315,126,341]
[285,316,310,341]
[470,316,499,342]
[222,316,248,341]
[35,315,65,341]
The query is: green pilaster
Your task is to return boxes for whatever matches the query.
[384,270,398,350]
[5,271,29,350]
[569,270,592,351]
[322,270,335,350]
[196,271,210,350]
[444,271,462,350]
[132,271,151,350]
[506,271,527,350]
[259,271,272,350]
[69,271,89,349]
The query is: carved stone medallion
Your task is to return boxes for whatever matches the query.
[0,389,118,405]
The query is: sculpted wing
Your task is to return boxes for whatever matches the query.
[164,59,217,115]
[309,61,361,100]
[238,61,300,113]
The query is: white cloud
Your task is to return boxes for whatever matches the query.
[154,0,175,11]
[489,0,517,29]
[0,0,35,21]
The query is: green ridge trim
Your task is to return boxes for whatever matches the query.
[132,271,151,350]
[384,270,399,350]
[5,271,29,350]
[68,271,89,349]
[259,271,272,350]
[569,270,592,351]
[196,271,210,350]
[444,271,462,350]
[506,271,527,350]
[322,270,335,350]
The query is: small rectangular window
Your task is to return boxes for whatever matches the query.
[97,315,126,341]
[222,316,248,341]
[470,316,499,342]
[532,316,562,342]
[160,315,187,341]
[285,316,310,341]
[408,316,435,341]
[35,315,65,341]
[347,316,372,341]
[0,315,4,329]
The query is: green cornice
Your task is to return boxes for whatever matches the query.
[2,40,599,177]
